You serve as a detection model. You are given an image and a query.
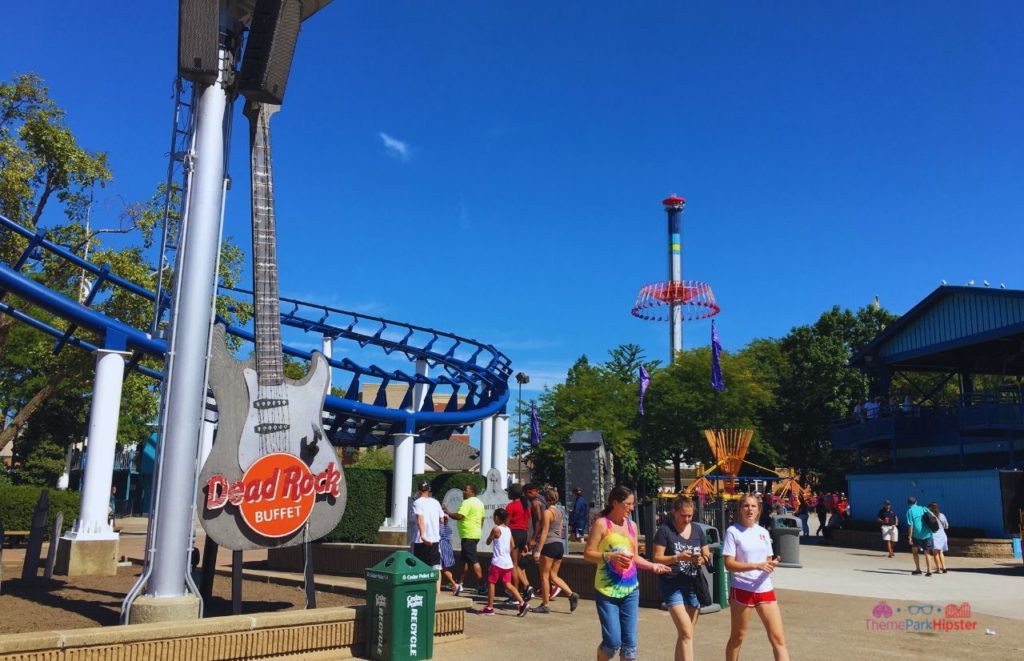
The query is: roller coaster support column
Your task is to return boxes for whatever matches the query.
[125,11,235,624]
[321,335,333,388]
[479,415,493,478]
[493,414,510,487]
[389,431,416,530]
[55,343,129,577]
[412,359,428,474]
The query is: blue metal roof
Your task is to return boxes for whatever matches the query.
[850,286,1024,374]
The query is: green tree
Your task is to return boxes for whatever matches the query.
[640,346,778,490]
[0,73,249,482]
[759,304,897,486]
[527,345,657,490]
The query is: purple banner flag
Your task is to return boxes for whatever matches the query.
[639,365,651,415]
[529,402,542,446]
[711,320,725,392]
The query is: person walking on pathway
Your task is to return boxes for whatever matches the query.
[411,481,445,593]
[814,494,828,536]
[905,496,935,576]
[584,485,669,661]
[876,500,899,558]
[652,495,711,661]
[723,493,790,661]
[572,486,589,541]
[531,488,579,614]
[446,483,486,596]
[796,497,810,537]
[481,508,529,617]
[505,483,536,601]
[928,502,949,574]
[438,514,458,591]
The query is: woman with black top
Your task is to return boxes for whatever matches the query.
[653,495,711,661]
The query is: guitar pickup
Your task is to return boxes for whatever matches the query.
[254,398,288,409]
[255,423,290,433]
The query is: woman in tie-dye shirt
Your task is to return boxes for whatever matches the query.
[584,486,669,660]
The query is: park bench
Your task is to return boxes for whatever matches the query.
[1,530,31,547]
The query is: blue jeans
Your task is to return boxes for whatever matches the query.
[595,589,639,659]
[659,576,700,609]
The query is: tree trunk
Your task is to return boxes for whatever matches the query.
[673,453,682,492]
[0,368,67,455]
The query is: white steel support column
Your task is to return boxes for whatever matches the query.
[412,359,428,475]
[389,432,416,528]
[66,349,130,540]
[198,401,217,468]
[479,415,493,477]
[321,335,333,388]
[492,414,510,487]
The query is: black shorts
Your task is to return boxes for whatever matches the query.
[541,541,564,560]
[413,542,441,569]
[511,529,529,552]
[461,538,480,565]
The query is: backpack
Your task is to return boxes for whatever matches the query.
[922,509,940,533]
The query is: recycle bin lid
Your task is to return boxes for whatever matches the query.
[366,550,438,585]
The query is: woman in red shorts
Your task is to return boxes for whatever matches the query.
[722,493,790,661]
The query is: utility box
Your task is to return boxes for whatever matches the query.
[365,551,438,660]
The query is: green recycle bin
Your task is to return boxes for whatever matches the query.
[365,551,438,661]
[696,523,726,613]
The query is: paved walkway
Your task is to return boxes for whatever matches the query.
[5,518,1023,660]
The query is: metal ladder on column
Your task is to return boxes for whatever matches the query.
[150,77,197,337]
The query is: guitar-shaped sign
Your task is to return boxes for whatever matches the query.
[198,101,346,550]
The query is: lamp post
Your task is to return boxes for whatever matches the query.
[515,372,529,483]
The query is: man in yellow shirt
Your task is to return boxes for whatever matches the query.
[446,483,486,595]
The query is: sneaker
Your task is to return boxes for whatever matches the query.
[452,583,463,597]
[569,593,579,613]
[503,597,518,607]
[524,585,535,602]
[911,570,922,575]
[517,601,529,617]
[550,585,562,599]
[480,607,495,616]
[530,604,551,614]
[925,572,932,576]
[476,585,488,596]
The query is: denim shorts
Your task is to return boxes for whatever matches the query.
[659,576,700,609]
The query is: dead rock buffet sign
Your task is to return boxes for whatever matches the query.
[204,453,342,538]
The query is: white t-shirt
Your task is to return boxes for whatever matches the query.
[722,523,774,593]
[490,525,513,569]
[412,496,443,543]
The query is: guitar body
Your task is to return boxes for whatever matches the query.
[198,326,346,550]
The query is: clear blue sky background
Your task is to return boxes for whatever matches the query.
[3,1,1023,401]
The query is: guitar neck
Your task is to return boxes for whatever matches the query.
[245,101,284,387]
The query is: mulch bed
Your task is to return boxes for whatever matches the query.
[0,563,361,635]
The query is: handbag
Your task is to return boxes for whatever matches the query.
[694,565,714,607]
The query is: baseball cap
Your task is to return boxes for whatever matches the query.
[418,481,431,492]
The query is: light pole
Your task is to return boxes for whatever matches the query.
[515,372,529,483]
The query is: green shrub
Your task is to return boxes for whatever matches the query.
[412,472,485,498]
[322,467,389,544]
[0,485,81,538]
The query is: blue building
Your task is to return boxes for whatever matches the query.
[830,286,1024,538]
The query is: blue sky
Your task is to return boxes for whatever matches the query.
[3,1,1023,400]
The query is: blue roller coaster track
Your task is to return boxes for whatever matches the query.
[0,211,511,447]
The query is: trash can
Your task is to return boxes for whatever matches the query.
[695,523,725,613]
[770,514,802,568]
[365,551,438,660]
